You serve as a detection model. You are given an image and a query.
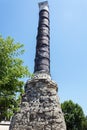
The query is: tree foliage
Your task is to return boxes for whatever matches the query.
[0,36,31,121]
[82,116,87,130]
[61,100,87,130]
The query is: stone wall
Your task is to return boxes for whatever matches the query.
[9,74,66,130]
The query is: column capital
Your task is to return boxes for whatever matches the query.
[38,1,49,12]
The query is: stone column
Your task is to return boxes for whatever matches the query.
[34,1,50,74]
[9,1,66,130]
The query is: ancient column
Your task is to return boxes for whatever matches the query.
[9,1,66,130]
[34,1,50,74]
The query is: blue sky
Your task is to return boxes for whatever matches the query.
[0,0,87,115]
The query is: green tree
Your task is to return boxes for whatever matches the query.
[61,100,85,130]
[0,36,31,121]
[82,116,87,130]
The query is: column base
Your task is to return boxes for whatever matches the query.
[9,74,66,130]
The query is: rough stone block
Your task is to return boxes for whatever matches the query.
[9,74,66,130]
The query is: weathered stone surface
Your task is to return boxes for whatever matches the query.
[9,73,66,130]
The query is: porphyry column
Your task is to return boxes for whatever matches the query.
[9,1,66,130]
[34,1,50,74]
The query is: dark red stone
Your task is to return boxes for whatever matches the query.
[34,9,50,74]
